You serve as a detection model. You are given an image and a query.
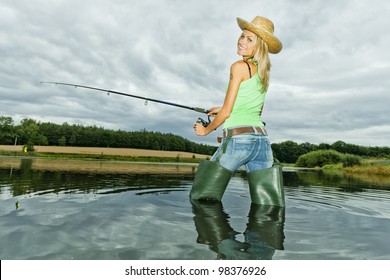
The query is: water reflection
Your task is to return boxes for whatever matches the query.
[191,200,285,260]
[1,157,390,260]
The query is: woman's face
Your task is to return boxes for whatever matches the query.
[237,29,257,58]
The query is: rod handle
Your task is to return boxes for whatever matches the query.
[194,107,209,114]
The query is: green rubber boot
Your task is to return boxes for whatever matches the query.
[190,160,233,201]
[247,163,285,207]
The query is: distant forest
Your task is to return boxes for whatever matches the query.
[1,116,389,162]
[0,116,216,155]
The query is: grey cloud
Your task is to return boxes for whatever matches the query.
[0,0,389,147]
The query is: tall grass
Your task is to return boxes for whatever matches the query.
[344,165,390,176]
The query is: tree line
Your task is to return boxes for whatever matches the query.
[1,116,389,161]
[0,116,217,155]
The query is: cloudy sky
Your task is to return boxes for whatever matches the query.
[1,0,389,147]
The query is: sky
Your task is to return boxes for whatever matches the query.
[1,0,389,147]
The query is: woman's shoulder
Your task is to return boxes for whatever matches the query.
[231,60,247,67]
[230,60,255,81]
[230,60,249,73]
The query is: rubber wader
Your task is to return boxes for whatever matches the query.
[247,161,285,207]
[190,159,233,201]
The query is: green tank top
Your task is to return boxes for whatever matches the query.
[223,73,266,129]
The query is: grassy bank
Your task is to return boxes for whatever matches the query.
[1,146,388,174]
[0,146,210,164]
[38,152,205,163]
[344,164,390,176]
[321,159,390,183]
[343,165,390,186]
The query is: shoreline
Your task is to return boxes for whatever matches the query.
[1,155,389,186]
[0,145,206,174]
[0,156,199,174]
[0,145,210,159]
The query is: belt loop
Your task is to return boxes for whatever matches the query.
[218,131,232,161]
[222,128,229,139]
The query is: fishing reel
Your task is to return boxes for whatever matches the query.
[196,116,211,127]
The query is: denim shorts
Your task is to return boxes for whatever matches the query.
[211,131,274,173]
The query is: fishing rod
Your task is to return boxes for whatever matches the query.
[41,81,211,126]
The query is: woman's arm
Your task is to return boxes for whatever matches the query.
[194,61,247,136]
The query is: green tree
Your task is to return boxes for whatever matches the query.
[298,142,318,155]
[0,116,15,144]
[58,136,66,146]
[331,140,348,153]
[152,140,160,150]
[272,141,302,163]
[39,122,62,145]
[318,143,331,150]
[15,118,48,148]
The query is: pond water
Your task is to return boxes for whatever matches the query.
[0,157,389,260]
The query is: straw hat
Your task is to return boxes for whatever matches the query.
[237,16,282,54]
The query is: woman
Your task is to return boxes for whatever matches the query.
[190,16,284,206]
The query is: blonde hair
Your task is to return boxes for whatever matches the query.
[252,37,271,92]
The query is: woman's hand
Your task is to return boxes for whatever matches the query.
[192,106,220,136]
[207,107,221,117]
[193,123,208,136]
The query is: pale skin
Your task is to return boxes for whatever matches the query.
[194,29,258,136]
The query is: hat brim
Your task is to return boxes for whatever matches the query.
[237,17,282,54]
